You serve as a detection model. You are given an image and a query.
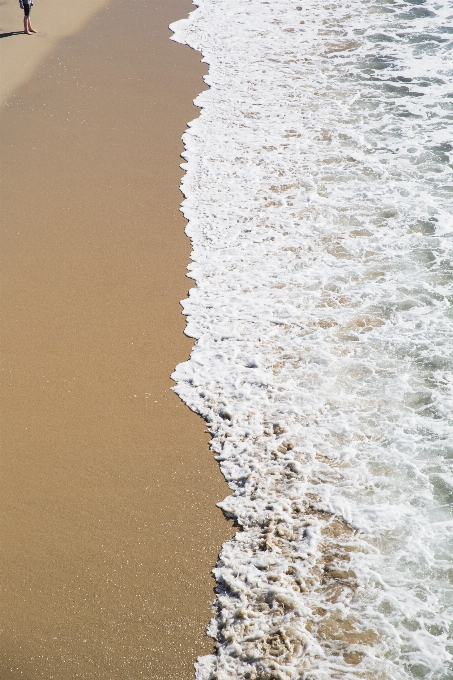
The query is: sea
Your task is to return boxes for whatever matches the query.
[170,1,453,678]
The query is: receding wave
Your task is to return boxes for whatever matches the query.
[171,1,453,678]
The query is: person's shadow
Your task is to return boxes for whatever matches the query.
[0,31,25,38]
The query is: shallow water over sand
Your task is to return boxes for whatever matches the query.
[172,1,453,678]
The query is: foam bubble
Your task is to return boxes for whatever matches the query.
[171,1,453,677]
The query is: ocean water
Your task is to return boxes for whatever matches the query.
[170,1,453,678]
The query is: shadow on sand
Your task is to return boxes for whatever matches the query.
[0,31,25,39]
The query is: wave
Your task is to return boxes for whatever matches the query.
[170,1,453,678]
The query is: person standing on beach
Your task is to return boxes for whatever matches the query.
[19,0,36,34]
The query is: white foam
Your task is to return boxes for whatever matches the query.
[171,1,453,677]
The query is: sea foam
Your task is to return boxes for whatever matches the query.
[170,1,453,678]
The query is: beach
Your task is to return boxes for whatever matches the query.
[0,0,110,103]
[2,0,452,678]
[0,1,232,678]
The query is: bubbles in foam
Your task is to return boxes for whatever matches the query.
[171,0,453,677]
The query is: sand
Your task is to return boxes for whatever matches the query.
[0,1,232,678]
[0,0,111,104]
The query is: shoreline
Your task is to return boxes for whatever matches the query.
[0,1,232,678]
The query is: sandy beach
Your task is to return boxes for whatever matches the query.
[0,1,232,678]
[0,0,110,104]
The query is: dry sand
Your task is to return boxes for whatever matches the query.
[0,0,111,104]
[0,1,233,678]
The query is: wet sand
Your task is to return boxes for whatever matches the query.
[0,1,232,678]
